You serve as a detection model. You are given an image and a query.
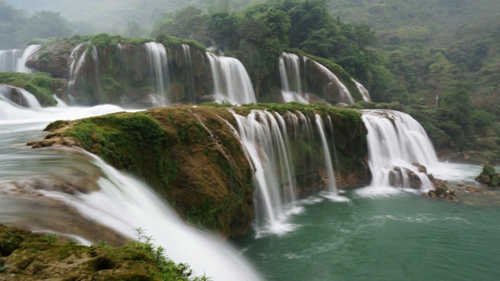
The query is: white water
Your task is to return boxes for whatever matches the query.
[54,95,68,107]
[0,101,262,281]
[0,49,22,72]
[16,45,41,73]
[91,46,103,103]
[353,79,371,101]
[0,84,41,108]
[279,53,308,103]
[68,154,261,281]
[314,115,349,202]
[207,52,256,105]
[314,114,337,192]
[68,42,88,99]
[361,110,438,193]
[232,110,299,236]
[145,42,170,106]
[306,57,354,105]
[182,44,196,103]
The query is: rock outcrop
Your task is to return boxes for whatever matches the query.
[475,164,500,187]
[28,104,370,237]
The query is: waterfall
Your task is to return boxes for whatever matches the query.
[54,95,68,107]
[16,45,41,73]
[231,109,349,235]
[68,42,88,99]
[353,79,371,101]
[0,105,261,281]
[207,52,256,105]
[0,85,41,108]
[232,110,298,236]
[313,114,348,202]
[145,42,170,106]
[91,46,103,103]
[362,110,438,190]
[306,57,354,105]
[182,44,196,103]
[117,43,125,54]
[0,49,22,72]
[279,52,308,103]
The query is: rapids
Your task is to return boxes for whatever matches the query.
[0,97,261,280]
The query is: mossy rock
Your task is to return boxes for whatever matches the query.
[491,175,500,186]
[0,224,207,281]
[483,164,496,176]
[435,184,448,196]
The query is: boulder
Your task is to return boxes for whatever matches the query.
[466,185,480,193]
[483,164,496,176]
[474,164,498,187]
[412,162,427,174]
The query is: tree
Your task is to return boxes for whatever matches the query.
[126,21,142,38]
[0,0,27,48]
[17,11,72,43]
[441,80,472,128]
[151,6,208,44]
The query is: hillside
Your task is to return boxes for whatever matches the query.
[328,0,500,47]
[4,0,263,34]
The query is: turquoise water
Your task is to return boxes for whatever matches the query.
[235,185,500,281]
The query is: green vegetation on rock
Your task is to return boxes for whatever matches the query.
[0,224,209,281]
[475,164,500,187]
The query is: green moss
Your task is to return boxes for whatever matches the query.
[483,164,496,176]
[156,34,206,54]
[0,224,209,281]
[491,175,499,186]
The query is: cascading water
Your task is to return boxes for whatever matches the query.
[353,79,371,101]
[0,85,41,108]
[68,42,88,100]
[306,57,354,105]
[0,101,261,281]
[0,49,22,72]
[362,110,438,191]
[182,44,196,103]
[232,109,350,235]
[145,42,170,106]
[279,53,308,103]
[207,52,256,105]
[91,46,103,103]
[314,114,349,202]
[16,45,41,73]
[232,110,298,236]
[314,114,337,192]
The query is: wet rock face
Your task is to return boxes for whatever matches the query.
[387,166,423,189]
[26,40,70,78]
[0,85,30,107]
[25,37,213,107]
